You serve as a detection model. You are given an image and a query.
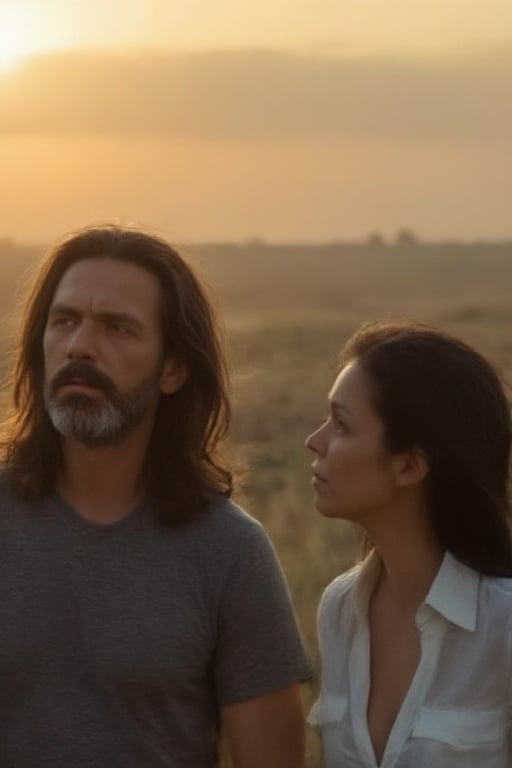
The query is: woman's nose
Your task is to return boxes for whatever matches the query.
[305,422,326,455]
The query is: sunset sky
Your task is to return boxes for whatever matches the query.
[1,0,511,243]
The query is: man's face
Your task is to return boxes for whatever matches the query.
[43,257,183,446]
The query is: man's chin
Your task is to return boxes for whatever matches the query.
[46,400,139,447]
[53,392,105,410]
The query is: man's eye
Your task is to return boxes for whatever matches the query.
[51,316,75,327]
[108,322,133,335]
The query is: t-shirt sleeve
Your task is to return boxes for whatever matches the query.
[213,520,312,706]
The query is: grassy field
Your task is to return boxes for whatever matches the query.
[1,238,512,765]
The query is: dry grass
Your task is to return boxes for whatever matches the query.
[2,239,512,765]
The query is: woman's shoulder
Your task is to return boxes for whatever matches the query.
[481,574,512,605]
[319,562,362,616]
[474,577,512,656]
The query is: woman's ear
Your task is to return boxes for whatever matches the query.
[159,358,188,395]
[394,447,430,487]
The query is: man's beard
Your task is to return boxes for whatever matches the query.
[44,361,162,447]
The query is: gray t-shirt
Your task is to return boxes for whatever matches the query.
[0,484,311,767]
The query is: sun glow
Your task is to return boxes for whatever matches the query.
[0,4,56,73]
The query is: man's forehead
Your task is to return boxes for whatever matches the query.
[50,258,162,316]
[54,258,157,293]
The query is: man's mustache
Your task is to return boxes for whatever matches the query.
[49,362,118,399]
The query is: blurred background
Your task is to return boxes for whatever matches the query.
[1,0,512,243]
[1,1,512,764]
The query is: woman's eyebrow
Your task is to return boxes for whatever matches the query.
[329,400,353,417]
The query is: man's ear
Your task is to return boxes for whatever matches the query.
[160,358,188,395]
[394,447,430,488]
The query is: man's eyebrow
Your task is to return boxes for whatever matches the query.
[48,304,143,328]
[95,310,143,328]
[48,303,81,318]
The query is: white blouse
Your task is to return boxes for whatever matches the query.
[309,551,512,767]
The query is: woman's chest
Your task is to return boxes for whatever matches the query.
[366,607,421,764]
[316,616,512,768]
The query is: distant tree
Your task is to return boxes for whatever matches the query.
[395,228,419,247]
[365,232,387,247]
[244,236,267,248]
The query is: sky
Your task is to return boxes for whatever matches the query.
[1,0,511,243]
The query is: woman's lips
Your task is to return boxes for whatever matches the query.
[311,467,328,486]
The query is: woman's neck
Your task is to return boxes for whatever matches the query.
[365,497,443,612]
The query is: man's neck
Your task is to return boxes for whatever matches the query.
[57,434,149,525]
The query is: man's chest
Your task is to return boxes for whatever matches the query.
[0,535,216,689]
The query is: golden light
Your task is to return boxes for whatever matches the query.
[0,4,50,73]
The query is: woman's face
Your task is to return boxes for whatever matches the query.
[306,360,403,523]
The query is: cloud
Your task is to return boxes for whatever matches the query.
[1,47,511,140]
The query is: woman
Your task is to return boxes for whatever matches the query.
[306,320,512,768]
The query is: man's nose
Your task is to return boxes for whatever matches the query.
[66,321,97,361]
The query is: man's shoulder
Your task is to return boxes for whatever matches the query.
[0,470,46,543]
[0,467,10,493]
[180,496,275,564]
[194,496,266,540]
[0,469,28,515]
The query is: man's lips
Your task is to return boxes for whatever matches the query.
[50,362,116,398]
[58,380,104,395]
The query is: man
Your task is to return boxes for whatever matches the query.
[0,225,311,767]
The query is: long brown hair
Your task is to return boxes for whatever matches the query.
[1,225,233,523]
[342,321,512,577]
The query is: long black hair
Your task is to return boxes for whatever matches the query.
[341,320,512,577]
